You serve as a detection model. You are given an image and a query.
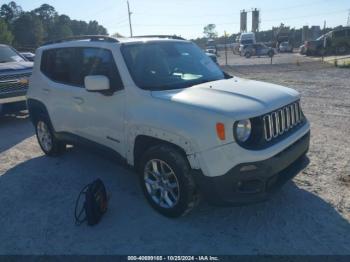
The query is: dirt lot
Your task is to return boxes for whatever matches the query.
[1,53,350,255]
[218,49,321,66]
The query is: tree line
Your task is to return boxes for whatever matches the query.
[0,1,108,50]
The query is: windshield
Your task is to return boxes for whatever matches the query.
[121,41,225,90]
[241,39,254,45]
[0,46,25,63]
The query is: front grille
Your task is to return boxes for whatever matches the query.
[0,72,31,95]
[263,101,303,142]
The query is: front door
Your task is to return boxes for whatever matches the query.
[71,47,126,156]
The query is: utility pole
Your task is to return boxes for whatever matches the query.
[224,31,228,66]
[127,0,133,37]
[347,9,350,26]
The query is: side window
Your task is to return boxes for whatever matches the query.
[41,48,81,86]
[80,48,123,91]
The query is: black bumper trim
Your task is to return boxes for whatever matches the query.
[193,131,310,206]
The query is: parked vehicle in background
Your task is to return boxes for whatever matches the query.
[0,44,33,114]
[305,34,328,56]
[327,27,350,54]
[28,35,310,218]
[205,39,217,55]
[20,52,35,62]
[279,42,293,53]
[240,43,275,58]
[239,32,256,45]
[305,27,350,56]
[205,52,218,64]
[205,46,217,55]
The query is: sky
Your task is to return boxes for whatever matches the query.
[7,0,350,39]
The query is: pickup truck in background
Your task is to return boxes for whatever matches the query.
[0,44,33,114]
[305,27,350,56]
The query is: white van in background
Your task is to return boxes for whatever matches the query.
[239,32,256,45]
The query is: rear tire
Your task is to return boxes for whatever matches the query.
[245,52,252,58]
[138,144,199,218]
[35,114,66,156]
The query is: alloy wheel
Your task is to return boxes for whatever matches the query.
[37,121,53,152]
[144,159,180,209]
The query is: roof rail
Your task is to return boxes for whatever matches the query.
[43,35,119,46]
[133,35,186,40]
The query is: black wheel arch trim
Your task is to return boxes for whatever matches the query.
[133,135,190,171]
[27,99,51,124]
[27,98,59,142]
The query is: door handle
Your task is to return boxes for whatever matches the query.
[73,97,84,105]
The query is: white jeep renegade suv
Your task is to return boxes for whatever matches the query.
[28,35,310,217]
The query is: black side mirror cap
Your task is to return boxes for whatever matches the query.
[223,71,233,79]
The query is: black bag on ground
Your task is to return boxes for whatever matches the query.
[75,179,108,226]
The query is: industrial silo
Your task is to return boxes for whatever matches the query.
[240,10,247,33]
[252,8,260,33]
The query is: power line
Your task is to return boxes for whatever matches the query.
[133,0,325,18]
[133,22,238,28]
[130,9,347,29]
[264,9,348,22]
[87,4,116,17]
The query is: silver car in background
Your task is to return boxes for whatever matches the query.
[279,42,293,53]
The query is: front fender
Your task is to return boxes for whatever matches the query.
[126,125,201,169]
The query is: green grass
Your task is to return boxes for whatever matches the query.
[338,63,350,68]
[329,57,350,68]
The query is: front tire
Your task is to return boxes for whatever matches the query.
[35,115,66,156]
[139,144,199,218]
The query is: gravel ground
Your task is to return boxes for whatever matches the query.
[0,54,350,255]
[218,50,321,66]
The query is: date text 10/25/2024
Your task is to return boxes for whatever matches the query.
[127,256,220,261]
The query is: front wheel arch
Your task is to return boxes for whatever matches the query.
[133,135,190,172]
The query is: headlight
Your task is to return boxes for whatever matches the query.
[234,119,252,142]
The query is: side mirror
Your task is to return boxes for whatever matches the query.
[84,75,110,92]
[223,71,233,79]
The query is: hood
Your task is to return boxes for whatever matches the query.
[0,61,33,73]
[151,77,300,119]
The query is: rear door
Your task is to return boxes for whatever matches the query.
[40,47,85,134]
